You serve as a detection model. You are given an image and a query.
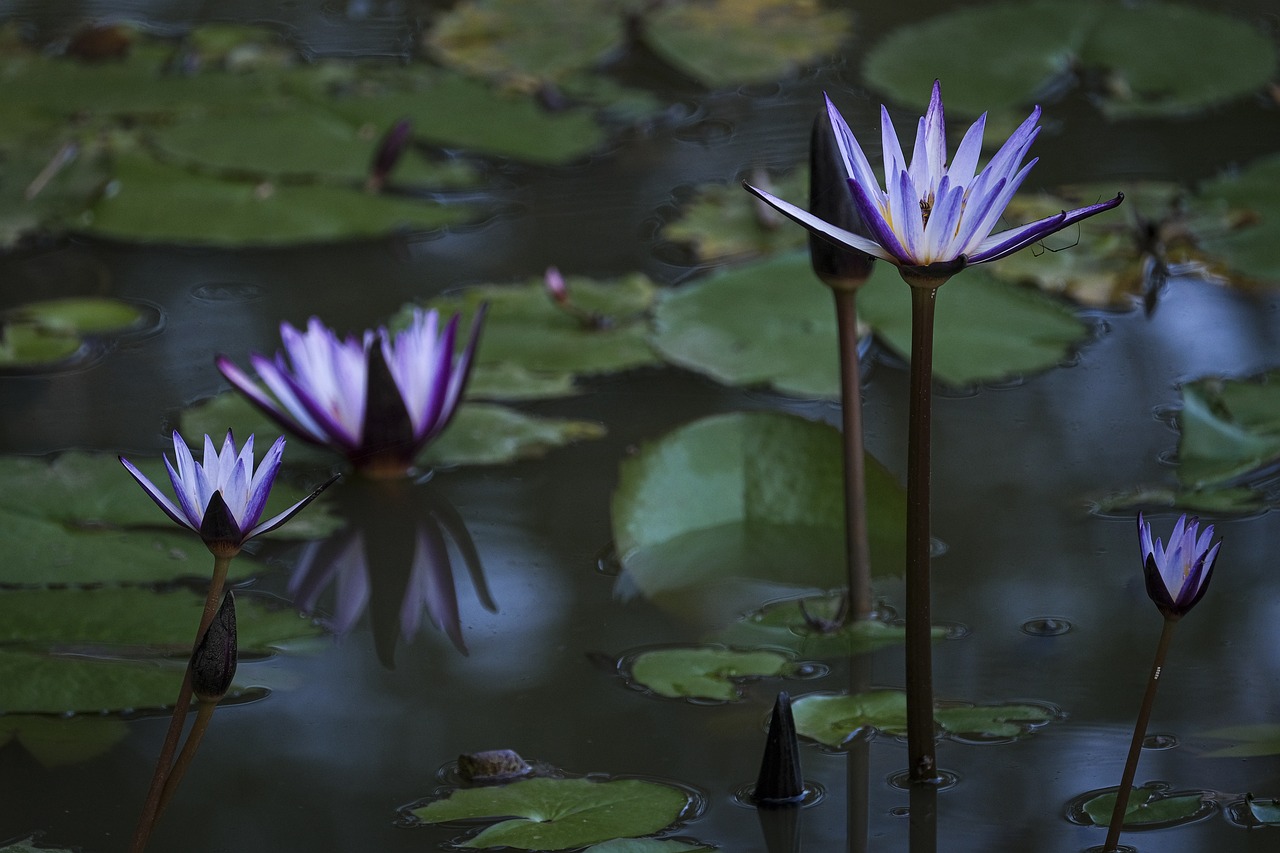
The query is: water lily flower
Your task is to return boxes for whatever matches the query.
[1138,512,1221,620]
[120,431,333,558]
[744,81,1123,279]
[216,306,485,478]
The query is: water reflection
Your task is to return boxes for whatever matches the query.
[288,478,496,667]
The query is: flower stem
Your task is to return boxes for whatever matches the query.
[1103,616,1178,851]
[905,283,940,784]
[155,699,218,821]
[128,553,233,853]
[832,287,873,623]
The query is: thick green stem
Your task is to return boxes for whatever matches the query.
[1103,617,1178,851]
[905,284,940,784]
[129,553,233,853]
[832,287,874,623]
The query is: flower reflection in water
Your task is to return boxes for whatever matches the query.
[289,480,495,667]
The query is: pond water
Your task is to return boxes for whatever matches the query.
[3,2,1280,852]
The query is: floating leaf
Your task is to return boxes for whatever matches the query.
[610,412,904,623]
[1247,796,1280,826]
[0,324,83,368]
[863,1,1276,120]
[1199,153,1280,284]
[0,588,320,714]
[411,777,690,850]
[1176,372,1280,489]
[713,595,947,658]
[642,0,853,89]
[584,840,714,853]
[792,691,1056,749]
[662,171,807,264]
[623,646,799,701]
[6,297,146,334]
[651,253,1088,393]
[181,392,606,469]
[1092,485,1265,515]
[0,715,128,767]
[414,272,662,395]
[1078,785,1214,828]
[1202,724,1280,758]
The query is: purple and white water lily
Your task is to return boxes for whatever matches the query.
[216,306,485,477]
[120,431,332,557]
[1138,512,1221,620]
[744,81,1123,276]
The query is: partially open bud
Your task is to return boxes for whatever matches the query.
[809,110,875,291]
[544,266,568,304]
[367,118,413,192]
[192,591,238,703]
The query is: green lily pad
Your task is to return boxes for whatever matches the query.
[1247,796,1280,825]
[610,411,905,622]
[1092,484,1265,515]
[641,0,853,89]
[651,253,1088,393]
[863,1,1276,120]
[181,392,606,469]
[584,840,714,853]
[712,595,947,658]
[1078,785,1213,828]
[1202,724,1280,758]
[466,362,581,400]
[792,690,1057,748]
[413,272,661,396]
[0,324,84,368]
[623,646,800,701]
[1176,371,1280,489]
[0,588,321,714]
[0,838,76,853]
[411,777,691,850]
[1199,153,1280,285]
[662,171,808,264]
[0,450,341,545]
[0,715,128,767]
[6,297,147,334]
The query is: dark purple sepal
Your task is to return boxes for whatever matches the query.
[898,257,966,289]
[809,111,874,290]
[199,491,244,557]
[754,691,805,808]
[356,344,416,475]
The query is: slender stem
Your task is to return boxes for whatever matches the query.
[832,287,874,623]
[155,700,218,821]
[1103,617,1178,851]
[128,553,234,853]
[905,284,940,784]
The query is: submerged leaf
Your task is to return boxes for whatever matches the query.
[411,777,690,850]
[610,412,904,623]
[624,646,799,701]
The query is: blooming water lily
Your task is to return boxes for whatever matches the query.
[745,81,1123,277]
[120,431,331,557]
[1137,512,1221,620]
[216,306,485,477]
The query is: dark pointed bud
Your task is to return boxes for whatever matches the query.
[199,490,243,558]
[192,591,238,703]
[356,343,417,477]
[367,118,413,192]
[754,692,805,808]
[809,111,875,291]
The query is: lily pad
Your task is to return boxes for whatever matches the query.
[651,253,1089,393]
[413,272,661,397]
[641,0,853,89]
[0,324,84,369]
[0,715,128,767]
[1202,724,1280,758]
[5,297,147,335]
[792,690,1057,748]
[662,171,807,264]
[1199,153,1280,285]
[410,777,691,850]
[584,841,714,853]
[622,646,800,701]
[1078,785,1214,828]
[182,392,606,469]
[713,596,947,658]
[1246,796,1280,826]
[863,1,1276,120]
[1176,371,1280,489]
[1092,484,1265,516]
[0,588,321,714]
[610,411,905,622]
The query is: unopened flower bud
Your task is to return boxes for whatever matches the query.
[192,591,238,703]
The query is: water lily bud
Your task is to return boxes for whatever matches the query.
[192,591,238,703]
[808,110,874,291]
[753,691,805,807]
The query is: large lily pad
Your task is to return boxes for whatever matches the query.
[181,392,606,469]
[0,588,321,714]
[622,646,801,701]
[792,690,1057,748]
[651,253,1089,393]
[1199,153,1280,285]
[1176,372,1280,489]
[1076,785,1214,828]
[863,1,1276,120]
[410,777,690,850]
[610,411,905,621]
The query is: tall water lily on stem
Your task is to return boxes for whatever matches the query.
[746,81,1123,785]
[216,306,485,478]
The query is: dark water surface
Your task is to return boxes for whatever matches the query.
[3,2,1280,852]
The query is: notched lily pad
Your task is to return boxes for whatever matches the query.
[863,1,1276,119]
[713,595,947,658]
[610,411,905,623]
[620,645,809,701]
[409,776,692,850]
[791,690,1057,749]
[1074,784,1215,829]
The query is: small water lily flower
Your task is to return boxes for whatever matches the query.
[1138,512,1221,620]
[216,306,485,478]
[120,431,334,558]
[744,80,1123,281]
